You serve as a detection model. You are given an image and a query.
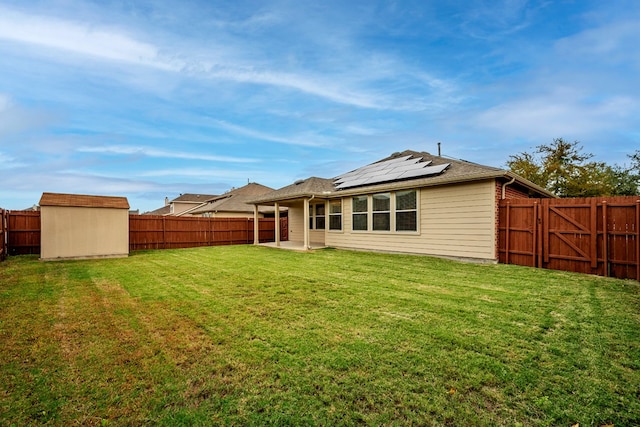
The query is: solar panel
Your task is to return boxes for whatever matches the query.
[334,156,450,190]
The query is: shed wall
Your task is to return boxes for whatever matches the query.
[326,180,497,260]
[40,206,129,260]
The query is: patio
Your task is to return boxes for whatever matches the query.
[259,241,326,251]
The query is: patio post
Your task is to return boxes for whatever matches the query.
[303,197,310,250]
[274,202,280,247]
[253,204,259,245]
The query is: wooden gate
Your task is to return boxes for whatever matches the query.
[7,211,41,256]
[499,197,640,281]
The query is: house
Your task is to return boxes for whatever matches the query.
[143,193,218,216]
[189,182,286,218]
[39,192,130,261]
[249,150,554,262]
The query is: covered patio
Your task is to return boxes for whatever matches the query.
[249,177,336,251]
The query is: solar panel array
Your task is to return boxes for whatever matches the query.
[334,155,450,190]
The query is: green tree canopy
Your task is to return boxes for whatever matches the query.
[506,139,639,197]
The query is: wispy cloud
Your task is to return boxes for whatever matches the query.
[0,93,55,137]
[210,119,333,147]
[474,90,637,138]
[0,5,458,112]
[77,145,259,163]
[0,6,174,70]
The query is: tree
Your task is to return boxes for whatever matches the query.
[615,150,640,195]
[507,138,638,197]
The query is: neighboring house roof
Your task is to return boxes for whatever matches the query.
[190,183,278,215]
[142,193,218,216]
[172,193,218,203]
[39,192,130,209]
[144,205,171,216]
[251,150,554,204]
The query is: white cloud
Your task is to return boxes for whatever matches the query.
[0,7,176,70]
[0,93,55,137]
[210,119,333,147]
[555,19,640,65]
[77,145,259,163]
[0,5,458,111]
[474,90,637,139]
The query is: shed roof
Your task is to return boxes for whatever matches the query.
[39,192,130,209]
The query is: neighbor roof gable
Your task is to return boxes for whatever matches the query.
[190,183,277,214]
[171,193,217,203]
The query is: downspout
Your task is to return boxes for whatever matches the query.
[502,177,516,200]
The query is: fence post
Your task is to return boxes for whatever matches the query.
[162,216,167,250]
[636,200,640,282]
[590,198,598,270]
[542,199,550,264]
[602,201,609,277]
[504,202,510,264]
[532,202,538,268]
[0,209,6,261]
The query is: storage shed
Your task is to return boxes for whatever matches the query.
[39,192,130,261]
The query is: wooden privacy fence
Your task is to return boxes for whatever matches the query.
[6,211,41,256]
[499,196,640,281]
[129,215,288,250]
[0,211,287,257]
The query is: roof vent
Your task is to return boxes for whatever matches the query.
[294,179,305,185]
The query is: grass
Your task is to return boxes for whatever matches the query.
[1,245,639,426]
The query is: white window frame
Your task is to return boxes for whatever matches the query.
[372,192,391,232]
[352,195,368,232]
[394,190,418,232]
[350,190,420,234]
[328,199,343,231]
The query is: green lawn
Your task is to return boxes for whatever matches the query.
[1,246,639,426]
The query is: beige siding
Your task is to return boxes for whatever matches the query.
[286,201,326,245]
[326,180,497,260]
[309,229,325,245]
[287,203,305,244]
[40,206,129,260]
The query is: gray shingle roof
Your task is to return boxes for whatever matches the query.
[250,150,554,204]
[190,183,277,214]
[172,193,218,203]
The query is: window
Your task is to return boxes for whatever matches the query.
[315,204,325,230]
[372,193,390,231]
[395,190,417,231]
[329,200,342,230]
[352,196,368,231]
[309,203,326,230]
[350,190,419,233]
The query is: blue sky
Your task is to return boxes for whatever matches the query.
[0,0,638,212]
